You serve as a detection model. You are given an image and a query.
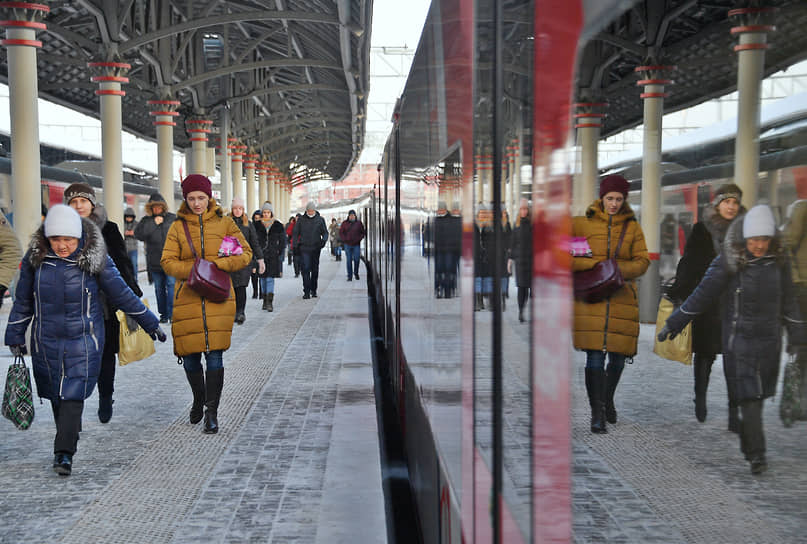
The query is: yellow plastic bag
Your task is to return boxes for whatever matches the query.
[653,297,692,365]
[116,300,156,366]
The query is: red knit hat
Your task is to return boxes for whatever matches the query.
[599,174,630,199]
[181,174,212,199]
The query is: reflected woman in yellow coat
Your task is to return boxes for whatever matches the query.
[161,175,252,434]
[572,175,649,434]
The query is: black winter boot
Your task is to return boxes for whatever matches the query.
[98,395,114,424]
[585,368,608,434]
[604,364,624,424]
[693,354,713,423]
[185,371,205,424]
[474,294,484,311]
[203,368,224,434]
[262,294,270,311]
[266,292,274,312]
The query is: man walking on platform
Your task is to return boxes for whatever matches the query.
[339,209,365,281]
[135,193,176,322]
[292,202,328,299]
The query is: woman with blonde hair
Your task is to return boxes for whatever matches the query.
[161,175,252,434]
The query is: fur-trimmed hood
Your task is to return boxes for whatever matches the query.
[28,216,107,273]
[722,213,784,274]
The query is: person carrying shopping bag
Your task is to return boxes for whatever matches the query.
[5,205,165,476]
[161,175,252,434]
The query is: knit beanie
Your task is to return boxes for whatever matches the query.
[63,182,97,207]
[44,204,82,239]
[743,205,776,239]
[262,201,274,213]
[306,201,316,211]
[181,174,212,199]
[437,201,447,210]
[713,183,742,207]
[231,196,246,209]
[124,207,135,218]
[599,174,630,199]
[348,209,356,217]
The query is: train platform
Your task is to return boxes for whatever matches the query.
[0,255,386,544]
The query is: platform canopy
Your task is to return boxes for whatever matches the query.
[0,0,372,185]
[576,0,807,137]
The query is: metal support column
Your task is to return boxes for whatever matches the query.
[258,160,268,206]
[186,117,212,176]
[219,114,232,209]
[573,102,607,216]
[232,144,245,200]
[148,100,180,211]
[244,153,257,212]
[0,2,49,245]
[89,61,131,227]
[729,7,775,207]
[636,65,674,322]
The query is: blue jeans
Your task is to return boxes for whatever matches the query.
[334,245,342,258]
[344,244,361,278]
[152,270,175,320]
[301,249,321,295]
[182,350,224,372]
[585,350,626,372]
[128,250,138,276]
[260,276,275,294]
[475,277,493,295]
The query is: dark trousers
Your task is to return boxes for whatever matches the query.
[235,285,247,316]
[301,249,321,295]
[52,399,84,455]
[517,286,530,312]
[293,253,301,276]
[740,399,765,459]
[98,317,118,398]
[250,272,260,297]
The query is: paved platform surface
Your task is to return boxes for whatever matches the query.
[0,254,386,544]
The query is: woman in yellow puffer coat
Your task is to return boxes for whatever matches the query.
[161,175,252,434]
[572,174,649,434]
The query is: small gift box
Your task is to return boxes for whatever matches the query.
[568,236,592,257]
[218,236,244,256]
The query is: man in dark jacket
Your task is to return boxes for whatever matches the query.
[134,193,177,322]
[292,201,328,298]
[123,207,138,275]
[339,209,365,281]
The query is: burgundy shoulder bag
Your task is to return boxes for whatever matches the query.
[182,220,231,303]
[573,219,631,304]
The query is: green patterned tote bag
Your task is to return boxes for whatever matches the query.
[2,355,35,430]
[780,357,802,428]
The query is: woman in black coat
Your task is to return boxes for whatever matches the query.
[511,199,532,322]
[229,199,264,324]
[660,205,807,474]
[665,183,745,429]
[253,202,286,312]
[64,183,143,425]
[250,210,263,298]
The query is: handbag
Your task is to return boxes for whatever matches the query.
[573,219,630,303]
[2,354,35,430]
[116,299,156,366]
[652,297,692,364]
[780,356,802,427]
[182,220,231,303]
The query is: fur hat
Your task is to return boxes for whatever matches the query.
[743,205,775,239]
[44,204,82,239]
[599,174,630,199]
[231,196,246,209]
[713,183,742,207]
[262,201,274,213]
[181,174,212,199]
[64,183,97,207]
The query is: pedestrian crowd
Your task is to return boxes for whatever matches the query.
[1,175,365,477]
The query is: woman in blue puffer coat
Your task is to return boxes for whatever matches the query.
[659,205,807,475]
[4,205,165,477]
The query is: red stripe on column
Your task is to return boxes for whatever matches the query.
[0,20,46,29]
[1,38,41,47]
[94,90,126,96]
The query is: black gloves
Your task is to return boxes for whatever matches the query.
[9,344,26,357]
[657,325,679,342]
[0,284,6,308]
[150,326,167,343]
